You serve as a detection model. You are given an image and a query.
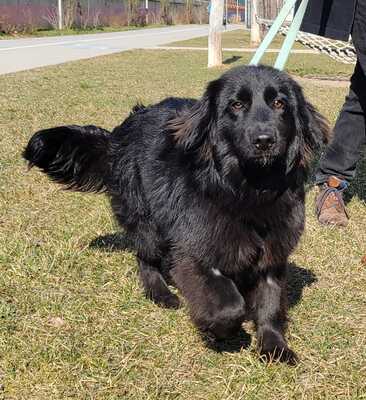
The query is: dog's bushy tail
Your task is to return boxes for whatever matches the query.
[23,125,110,193]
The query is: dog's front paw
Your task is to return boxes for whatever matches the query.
[258,330,298,365]
[197,302,246,340]
[155,292,181,309]
[259,345,298,365]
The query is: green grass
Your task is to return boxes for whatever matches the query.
[167,29,354,78]
[0,24,166,40]
[167,28,306,49]
[1,49,365,399]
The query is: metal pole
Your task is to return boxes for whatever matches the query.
[246,0,251,28]
[224,0,228,28]
[58,0,63,30]
[236,0,239,22]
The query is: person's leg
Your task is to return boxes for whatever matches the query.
[315,63,366,184]
[315,0,366,226]
[353,0,366,72]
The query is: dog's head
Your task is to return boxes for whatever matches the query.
[171,65,329,179]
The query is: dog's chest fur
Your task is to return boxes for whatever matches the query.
[194,191,305,273]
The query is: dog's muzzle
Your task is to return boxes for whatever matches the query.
[253,134,276,151]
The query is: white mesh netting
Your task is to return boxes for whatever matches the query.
[259,18,357,64]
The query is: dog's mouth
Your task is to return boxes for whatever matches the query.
[252,149,277,166]
[248,145,283,167]
[230,136,285,171]
[236,148,280,173]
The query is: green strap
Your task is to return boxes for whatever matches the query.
[249,0,309,71]
[274,0,309,70]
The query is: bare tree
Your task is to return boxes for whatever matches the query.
[208,0,224,68]
[185,0,194,23]
[63,0,76,29]
[252,0,285,44]
[127,0,139,25]
[43,6,59,30]
[160,0,171,24]
[260,0,284,20]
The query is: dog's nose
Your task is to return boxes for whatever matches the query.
[254,135,276,151]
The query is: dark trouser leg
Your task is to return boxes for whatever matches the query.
[315,63,366,184]
[251,271,297,364]
[315,0,366,184]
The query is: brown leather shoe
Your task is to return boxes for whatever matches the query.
[315,176,349,227]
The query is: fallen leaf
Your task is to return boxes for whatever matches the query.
[48,317,66,328]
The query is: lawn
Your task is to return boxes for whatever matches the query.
[0,49,365,399]
[167,29,354,78]
[167,28,307,50]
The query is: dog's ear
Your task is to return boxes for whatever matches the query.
[302,101,330,152]
[287,85,330,172]
[168,79,222,153]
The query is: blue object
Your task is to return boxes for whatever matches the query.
[249,0,309,71]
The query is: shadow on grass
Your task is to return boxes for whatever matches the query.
[223,55,242,65]
[206,263,317,354]
[89,232,133,252]
[90,234,317,353]
[287,262,317,308]
[202,329,252,353]
[345,154,366,204]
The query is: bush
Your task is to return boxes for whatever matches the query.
[0,4,43,34]
[0,0,208,35]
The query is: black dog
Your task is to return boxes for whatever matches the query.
[23,65,329,364]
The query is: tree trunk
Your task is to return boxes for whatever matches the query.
[208,0,224,68]
[250,0,261,47]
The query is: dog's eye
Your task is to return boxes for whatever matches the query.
[273,100,285,110]
[231,101,245,111]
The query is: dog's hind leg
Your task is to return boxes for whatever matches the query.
[138,257,181,309]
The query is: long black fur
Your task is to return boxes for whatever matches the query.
[23,65,329,364]
[23,125,110,192]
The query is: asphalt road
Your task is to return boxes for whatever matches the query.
[0,25,241,75]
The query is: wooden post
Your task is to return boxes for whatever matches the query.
[58,0,63,30]
[250,0,261,46]
[208,0,224,67]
